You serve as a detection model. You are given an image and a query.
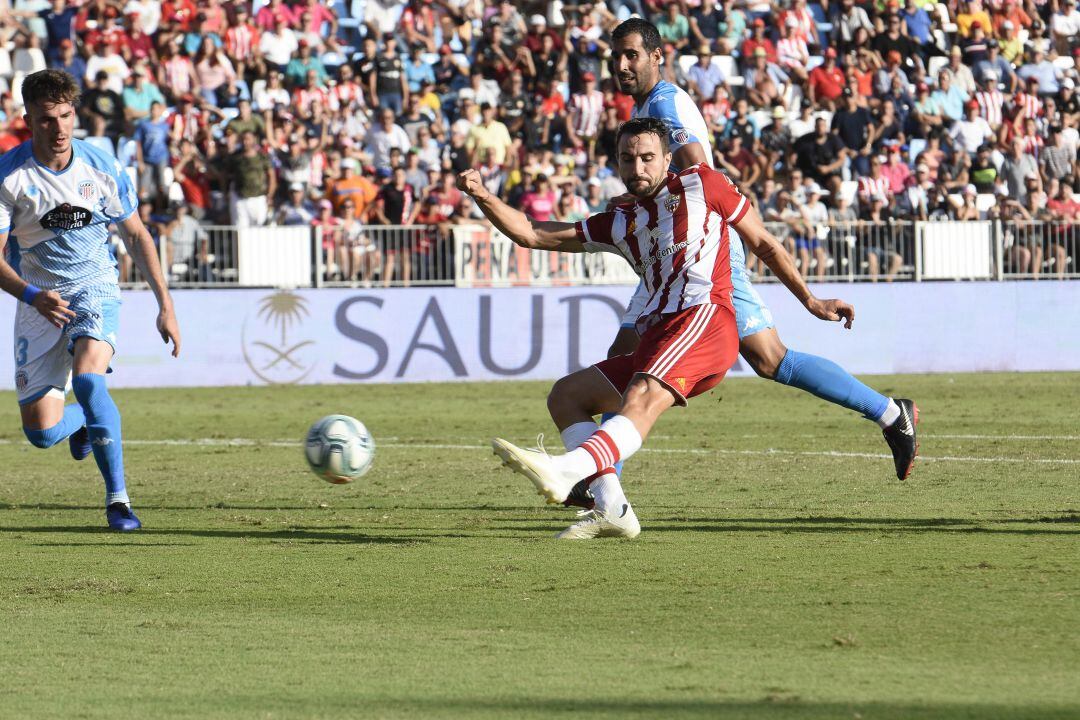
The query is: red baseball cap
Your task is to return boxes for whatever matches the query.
[824,47,837,58]
[583,71,596,82]
[752,18,765,27]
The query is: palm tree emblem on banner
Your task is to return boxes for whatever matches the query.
[241,290,317,384]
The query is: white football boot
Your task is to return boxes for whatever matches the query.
[556,503,641,540]
[492,437,579,504]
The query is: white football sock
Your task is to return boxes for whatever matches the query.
[560,421,598,451]
[554,414,644,476]
[877,399,901,429]
[589,472,629,515]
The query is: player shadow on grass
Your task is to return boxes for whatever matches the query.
[0,525,456,544]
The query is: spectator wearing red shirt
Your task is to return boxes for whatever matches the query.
[716,134,761,192]
[255,0,297,32]
[741,19,778,64]
[809,48,845,109]
[524,14,564,54]
[160,0,197,31]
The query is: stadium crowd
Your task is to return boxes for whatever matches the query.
[0,0,1076,283]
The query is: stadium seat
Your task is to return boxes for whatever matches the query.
[975,194,996,213]
[13,48,45,75]
[807,55,824,70]
[0,49,11,80]
[839,180,858,206]
[927,56,948,80]
[714,55,743,86]
[908,138,926,164]
[10,72,23,107]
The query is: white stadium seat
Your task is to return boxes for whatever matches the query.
[13,48,46,75]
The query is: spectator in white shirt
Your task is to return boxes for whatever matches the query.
[949,100,995,154]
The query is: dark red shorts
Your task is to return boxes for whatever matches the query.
[594,303,739,406]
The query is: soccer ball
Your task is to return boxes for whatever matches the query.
[304,414,375,484]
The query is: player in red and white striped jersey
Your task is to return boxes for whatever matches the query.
[460,117,857,539]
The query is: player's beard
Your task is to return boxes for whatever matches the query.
[627,175,663,198]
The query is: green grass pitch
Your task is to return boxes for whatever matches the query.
[0,372,1077,719]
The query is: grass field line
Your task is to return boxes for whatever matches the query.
[2,437,1073,465]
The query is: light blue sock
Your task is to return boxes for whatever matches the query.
[600,412,624,476]
[23,404,86,448]
[774,350,890,421]
[72,373,128,506]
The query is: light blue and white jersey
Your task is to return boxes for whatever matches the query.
[630,80,714,172]
[0,139,137,291]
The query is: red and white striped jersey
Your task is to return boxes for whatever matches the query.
[776,37,808,69]
[224,23,260,61]
[857,175,891,202]
[570,89,605,138]
[975,89,1004,127]
[163,56,194,95]
[575,165,747,328]
[1012,92,1043,121]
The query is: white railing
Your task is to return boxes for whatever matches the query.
[114,220,1078,289]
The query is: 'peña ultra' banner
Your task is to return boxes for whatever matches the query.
[1,282,1078,389]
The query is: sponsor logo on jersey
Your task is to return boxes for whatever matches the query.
[41,204,92,232]
[665,193,681,213]
[78,181,95,201]
[636,237,690,273]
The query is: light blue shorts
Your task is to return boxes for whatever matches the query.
[13,284,120,406]
[620,230,775,340]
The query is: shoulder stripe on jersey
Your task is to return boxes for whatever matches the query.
[727,196,748,224]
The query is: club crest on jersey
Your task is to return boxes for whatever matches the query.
[665,194,681,213]
[78,181,95,201]
[671,128,690,145]
[41,203,92,233]
[14,370,27,392]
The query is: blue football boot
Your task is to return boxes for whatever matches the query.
[106,503,142,532]
[69,426,92,461]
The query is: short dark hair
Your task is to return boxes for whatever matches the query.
[612,18,662,54]
[616,116,670,154]
[21,69,80,110]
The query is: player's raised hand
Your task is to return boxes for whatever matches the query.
[31,290,76,328]
[157,306,181,357]
[456,169,488,199]
[806,297,855,329]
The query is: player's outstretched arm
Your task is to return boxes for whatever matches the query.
[456,169,585,252]
[0,232,76,328]
[117,213,182,356]
[733,204,855,329]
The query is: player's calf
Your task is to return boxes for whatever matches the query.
[22,403,87,451]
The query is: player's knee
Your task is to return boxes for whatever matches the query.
[23,425,61,449]
[547,375,580,418]
[743,342,786,380]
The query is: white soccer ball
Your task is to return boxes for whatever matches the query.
[304,414,375,484]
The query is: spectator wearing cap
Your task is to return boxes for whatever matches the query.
[84,39,131,96]
[285,39,328,90]
[55,39,87,92]
[276,183,317,225]
[799,182,831,280]
[945,45,977,95]
[467,102,513,167]
[961,22,992,66]
[687,46,726,101]
[759,106,793,178]
[567,72,605,160]
[996,19,1024,64]
[874,50,908,98]
[974,42,1016,93]
[833,88,878,175]
[808,48,845,110]
[951,101,996,155]
[741,19,777,64]
[1017,48,1063,95]
[1051,0,1080,56]
[689,0,726,53]
[776,20,810,84]
[833,0,874,54]
[969,142,999,192]
[123,67,167,123]
[1059,78,1079,123]
[743,47,790,109]
[524,14,563,54]
[973,72,1005,128]
[1041,125,1075,181]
